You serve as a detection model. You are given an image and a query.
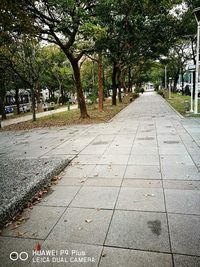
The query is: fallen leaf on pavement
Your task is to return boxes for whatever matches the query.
[32,232,38,237]
[16,231,26,237]
[101,252,107,257]
[85,219,93,223]
[144,193,155,197]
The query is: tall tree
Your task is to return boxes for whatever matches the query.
[19,0,101,118]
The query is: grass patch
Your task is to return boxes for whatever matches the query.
[1,96,133,131]
[167,93,200,116]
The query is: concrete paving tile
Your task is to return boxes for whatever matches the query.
[70,186,119,209]
[190,153,200,168]
[57,177,86,186]
[134,141,157,148]
[161,165,200,180]
[116,188,165,212]
[173,254,200,267]
[47,208,112,245]
[160,154,194,166]
[84,178,122,187]
[122,179,162,188]
[0,236,42,267]
[163,180,200,190]
[88,164,126,179]
[159,145,187,155]
[165,189,200,215]
[135,134,157,140]
[124,165,161,179]
[131,146,158,155]
[104,146,131,155]
[29,240,102,267]
[105,210,170,252]
[62,164,95,178]
[157,136,181,142]
[99,247,173,267]
[98,155,129,165]
[38,186,80,207]
[80,139,110,154]
[2,206,65,239]
[70,155,101,165]
[168,213,200,256]
[128,154,159,166]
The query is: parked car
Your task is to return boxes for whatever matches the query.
[5,106,13,114]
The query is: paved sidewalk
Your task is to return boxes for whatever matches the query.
[0,92,200,267]
[1,105,78,127]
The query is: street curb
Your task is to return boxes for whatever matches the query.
[157,94,185,119]
[0,158,70,228]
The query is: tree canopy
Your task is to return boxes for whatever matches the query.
[0,0,199,118]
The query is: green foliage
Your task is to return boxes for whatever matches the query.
[134,87,144,94]
[157,89,165,98]
[132,92,139,99]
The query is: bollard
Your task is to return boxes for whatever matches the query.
[184,101,190,112]
[67,101,70,111]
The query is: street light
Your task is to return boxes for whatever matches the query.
[193,7,200,114]
[165,65,167,89]
[169,77,172,99]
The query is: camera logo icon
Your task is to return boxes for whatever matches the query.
[10,251,29,261]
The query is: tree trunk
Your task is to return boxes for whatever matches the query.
[0,95,6,120]
[57,78,61,105]
[61,86,65,105]
[122,70,127,93]
[117,69,122,103]
[15,87,20,115]
[98,53,103,112]
[31,87,36,121]
[112,62,117,106]
[71,60,89,118]
[173,71,179,92]
[181,68,184,95]
[128,67,132,92]
[118,88,122,103]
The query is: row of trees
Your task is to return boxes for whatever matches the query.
[147,1,199,95]
[0,0,199,120]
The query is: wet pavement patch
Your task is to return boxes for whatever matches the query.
[0,157,70,228]
[163,141,180,144]
[141,130,152,133]
[92,141,109,145]
[137,137,155,140]
[147,220,161,236]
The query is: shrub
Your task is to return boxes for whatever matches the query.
[134,87,142,93]
[132,92,139,99]
[157,89,165,98]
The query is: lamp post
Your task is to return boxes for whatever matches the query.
[165,65,167,89]
[169,77,172,99]
[193,7,200,114]
[190,70,194,112]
